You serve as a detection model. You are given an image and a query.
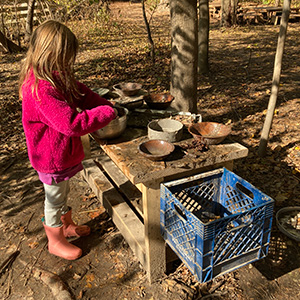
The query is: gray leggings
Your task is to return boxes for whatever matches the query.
[43,179,70,227]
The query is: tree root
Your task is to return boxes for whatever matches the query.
[31,267,74,300]
[20,259,74,300]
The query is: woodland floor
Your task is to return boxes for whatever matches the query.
[1,1,300,300]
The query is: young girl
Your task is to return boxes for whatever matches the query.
[19,20,117,260]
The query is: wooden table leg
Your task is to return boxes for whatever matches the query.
[140,179,166,283]
[81,134,91,159]
[223,160,234,171]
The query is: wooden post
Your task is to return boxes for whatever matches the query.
[258,0,291,157]
[141,179,166,283]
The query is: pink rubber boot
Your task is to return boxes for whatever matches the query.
[43,223,82,260]
[61,208,91,238]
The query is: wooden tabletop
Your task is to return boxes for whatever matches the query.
[92,126,248,185]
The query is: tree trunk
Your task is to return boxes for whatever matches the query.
[170,0,198,113]
[258,0,291,157]
[142,0,155,62]
[198,0,209,74]
[221,0,238,26]
[25,0,36,43]
[0,30,22,53]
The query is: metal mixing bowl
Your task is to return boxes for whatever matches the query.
[93,107,128,139]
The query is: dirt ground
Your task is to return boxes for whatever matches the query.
[1,1,300,299]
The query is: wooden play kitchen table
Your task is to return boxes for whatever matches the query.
[81,124,248,283]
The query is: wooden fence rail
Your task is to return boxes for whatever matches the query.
[1,0,54,26]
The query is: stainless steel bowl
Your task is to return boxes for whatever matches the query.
[93,107,128,139]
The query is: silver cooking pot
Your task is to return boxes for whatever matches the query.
[93,107,128,139]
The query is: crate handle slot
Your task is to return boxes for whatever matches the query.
[236,182,254,200]
[227,216,253,231]
[174,204,187,222]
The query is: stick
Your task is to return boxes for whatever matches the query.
[78,208,103,214]
[5,268,12,297]
[24,212,35,232]
[23,241,47,286]
[0,250,20,276]
[209,278,226,294]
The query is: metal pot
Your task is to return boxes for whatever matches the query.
[93,107,128,139]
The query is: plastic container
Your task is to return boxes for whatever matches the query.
[160,168,274,283]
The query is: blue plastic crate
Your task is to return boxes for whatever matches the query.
[160,168,274,283]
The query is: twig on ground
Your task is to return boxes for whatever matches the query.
[196,292,224,299]
[1,193,14,205]
[20,247,74,299]
[78,208,102,214]
[24,212,35,233]
[209,279,226,294]
[23,241,47,286]
[0,250,20,276]
[4,268,12,298]
[1,158,16,173]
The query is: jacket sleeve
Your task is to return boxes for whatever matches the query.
[76,81,113,110]
[36,82,116,137]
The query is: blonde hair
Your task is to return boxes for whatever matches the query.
[19,20,81,103]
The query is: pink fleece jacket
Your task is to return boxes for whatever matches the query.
[22,73,116,173]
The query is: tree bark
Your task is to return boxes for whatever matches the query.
[25,0,36,43]
[258,0,291,157]
[0,30,22,53]
[170,0,198,113]
[221,0,238,26]
[198,0,209,74]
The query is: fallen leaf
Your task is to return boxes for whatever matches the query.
[73,273,81,280]
[275,192,289,202]
[85,273,95,283]
[28,241,39,249]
